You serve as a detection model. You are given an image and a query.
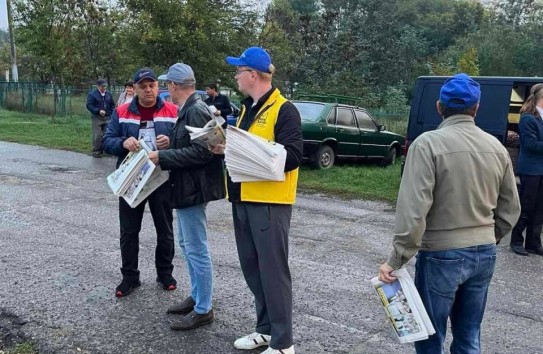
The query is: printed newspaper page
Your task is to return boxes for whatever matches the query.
[186,117,225,148]
[370,268,435,344]
[107,150,146,196]
[106,139,169,208]
[224,125,286,182]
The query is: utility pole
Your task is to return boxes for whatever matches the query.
[6,0,19,82]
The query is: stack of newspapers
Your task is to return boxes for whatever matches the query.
[106,140,169,208]
[224,126,287,182]
[371,268,436,343]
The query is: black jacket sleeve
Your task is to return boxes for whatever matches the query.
[275,101,303,172]
[158,103,214,170]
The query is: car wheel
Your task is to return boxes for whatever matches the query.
[312,145,335,169]
[380,147,397,167]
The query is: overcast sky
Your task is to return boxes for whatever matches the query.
[1,0,8,30]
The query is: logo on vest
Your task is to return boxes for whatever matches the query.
[255,112,268,127]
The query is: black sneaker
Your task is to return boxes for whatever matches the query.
[115,279,141,297]
[157,275,177,291]
[167,296,195,315]
[170,310,214,330]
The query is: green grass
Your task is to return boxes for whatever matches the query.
[298,162,401,203]
[0,109,92,154]
[0,108,402,202]
[8,343,38,354]
[0,342,38,354]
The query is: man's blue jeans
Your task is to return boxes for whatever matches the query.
[414,244,496,354]
[175,203,212,314]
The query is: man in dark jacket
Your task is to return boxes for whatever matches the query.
[86,79,115,157]
[148,63,225,331]
[205,83,232,128]
[103,68,179,297]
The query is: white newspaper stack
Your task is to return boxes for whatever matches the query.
[186,116,226,148]
[106,139,169,208]
[224,125,287,182]
[371,268,436,344]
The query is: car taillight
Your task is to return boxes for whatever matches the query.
[402,137,410,157]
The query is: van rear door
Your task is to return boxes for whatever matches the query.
[408,77,512,144]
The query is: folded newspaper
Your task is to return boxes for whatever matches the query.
[371,268,435,343]
[224,125,287,182]
[185,116,225,148]
[106,139,169,208]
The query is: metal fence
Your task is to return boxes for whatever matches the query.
[0,81,126,117]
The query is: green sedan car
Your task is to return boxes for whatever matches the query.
[293,100,405,169]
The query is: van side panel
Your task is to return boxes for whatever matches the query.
[408,78,512,144]
[476,82,511,143]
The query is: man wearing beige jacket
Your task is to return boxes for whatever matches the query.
[378,73,520,354]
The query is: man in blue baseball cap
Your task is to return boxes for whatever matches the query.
[213,47,303,354]
[378,73,520,353]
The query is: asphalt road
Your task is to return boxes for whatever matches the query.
[0,141,542,354]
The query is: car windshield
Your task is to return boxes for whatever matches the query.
[293,102,326,122]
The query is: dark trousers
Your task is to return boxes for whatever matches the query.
[510,174,543,249]
[119,183,174,281]
[92,114,110,154]
[232,202,293,349]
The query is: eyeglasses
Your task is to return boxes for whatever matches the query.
[235,69,254,75]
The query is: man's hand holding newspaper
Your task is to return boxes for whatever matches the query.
[185,116,226,149]
[371,268,436,344]
[106,139,169,208]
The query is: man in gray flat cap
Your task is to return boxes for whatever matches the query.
[148,63,226,331]
[86,78,115,157]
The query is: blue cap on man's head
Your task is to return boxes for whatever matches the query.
[96,78,107,86]
[226,47,272,73]
[440,73,480,109]
[166,63,196,85]
[133,67,157,84]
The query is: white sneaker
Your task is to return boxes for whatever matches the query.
[234,332,271,350]
[261,345,295,354]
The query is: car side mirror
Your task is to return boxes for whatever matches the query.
[379,125,386,132]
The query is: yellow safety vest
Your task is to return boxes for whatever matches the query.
[235,88,299,204]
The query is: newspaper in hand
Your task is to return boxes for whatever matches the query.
[106,139,169,208]
[224,125,287,182]
[185,116,225,148]
[370,268,435,343]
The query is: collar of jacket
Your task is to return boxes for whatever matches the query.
[127,95,166,115]
[178,92,202,118]
[437,114,475,129]
[238,87,280,129]
[241,86,278,110]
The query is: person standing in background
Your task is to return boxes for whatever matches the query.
[205,83,232,128]
[510,83,543,257]
[86,78,115,158]
[117,80,135,106]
